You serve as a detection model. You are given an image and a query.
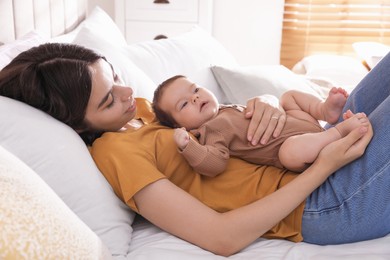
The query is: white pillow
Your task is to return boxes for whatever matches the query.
[123,26,239,103]
[352,42,390,69]
[0,97,135,257]
[211,65,324,105]
[0,31,47,70]
[72,26,157,100]
[0,145,111,259]
[292,54,369,92]
[50,6,127,46]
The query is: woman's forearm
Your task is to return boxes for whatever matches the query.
[134,161,332,256]
[215,159,333,255]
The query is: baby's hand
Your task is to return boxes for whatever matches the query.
[174,127,190,150]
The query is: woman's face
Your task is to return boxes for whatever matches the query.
[84,59,137,132]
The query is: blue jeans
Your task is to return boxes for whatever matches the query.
[301,52,390,244]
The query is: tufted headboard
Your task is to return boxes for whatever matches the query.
[0,0,87,44]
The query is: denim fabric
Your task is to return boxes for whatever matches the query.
[302,52,390,244]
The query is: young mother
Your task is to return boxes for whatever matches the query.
[0,43,388,256]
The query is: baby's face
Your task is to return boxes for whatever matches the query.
[160,77,219,130]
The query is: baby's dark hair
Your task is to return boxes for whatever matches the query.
[152,75,185,128]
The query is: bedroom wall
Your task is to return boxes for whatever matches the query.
[212,0,284,66]
[87,0,284,66]
[88,0,115,18]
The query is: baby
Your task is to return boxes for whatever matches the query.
[152,75,368,176]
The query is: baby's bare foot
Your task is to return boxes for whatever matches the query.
[323,87,349,124]
[343,109,354,120]
[335,112,368,137]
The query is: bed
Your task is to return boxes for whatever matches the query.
[1,0,389,259]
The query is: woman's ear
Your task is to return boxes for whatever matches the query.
[75,121,90,134]
[75,128,87,134]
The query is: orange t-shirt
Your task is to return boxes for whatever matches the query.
[90,98,305,242]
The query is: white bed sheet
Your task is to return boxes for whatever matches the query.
[127,216,390,260]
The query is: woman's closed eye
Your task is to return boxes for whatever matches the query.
[107,93,116,108]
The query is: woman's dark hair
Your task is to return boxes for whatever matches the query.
[152,74,185,128]
[0,43,104,145]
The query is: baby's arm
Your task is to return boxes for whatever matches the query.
[173,128,230,177]
[174,127,190,150]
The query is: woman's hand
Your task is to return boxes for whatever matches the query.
[316,122,373,173]
[245,95,286,145]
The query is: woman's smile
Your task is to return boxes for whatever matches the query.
[126,98,137,113]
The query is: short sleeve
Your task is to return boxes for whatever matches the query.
[91,129,166,212]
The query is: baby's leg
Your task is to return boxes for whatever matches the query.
[280,88,348,124]
[279,112,368,172]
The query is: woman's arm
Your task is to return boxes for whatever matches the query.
[134,125,372,256]
[245,95,286,145]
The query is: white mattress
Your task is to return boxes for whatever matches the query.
[126,216,390,259]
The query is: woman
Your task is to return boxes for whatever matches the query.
[0,43,387,256]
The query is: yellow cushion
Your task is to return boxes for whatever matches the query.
[0,145,111,259]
